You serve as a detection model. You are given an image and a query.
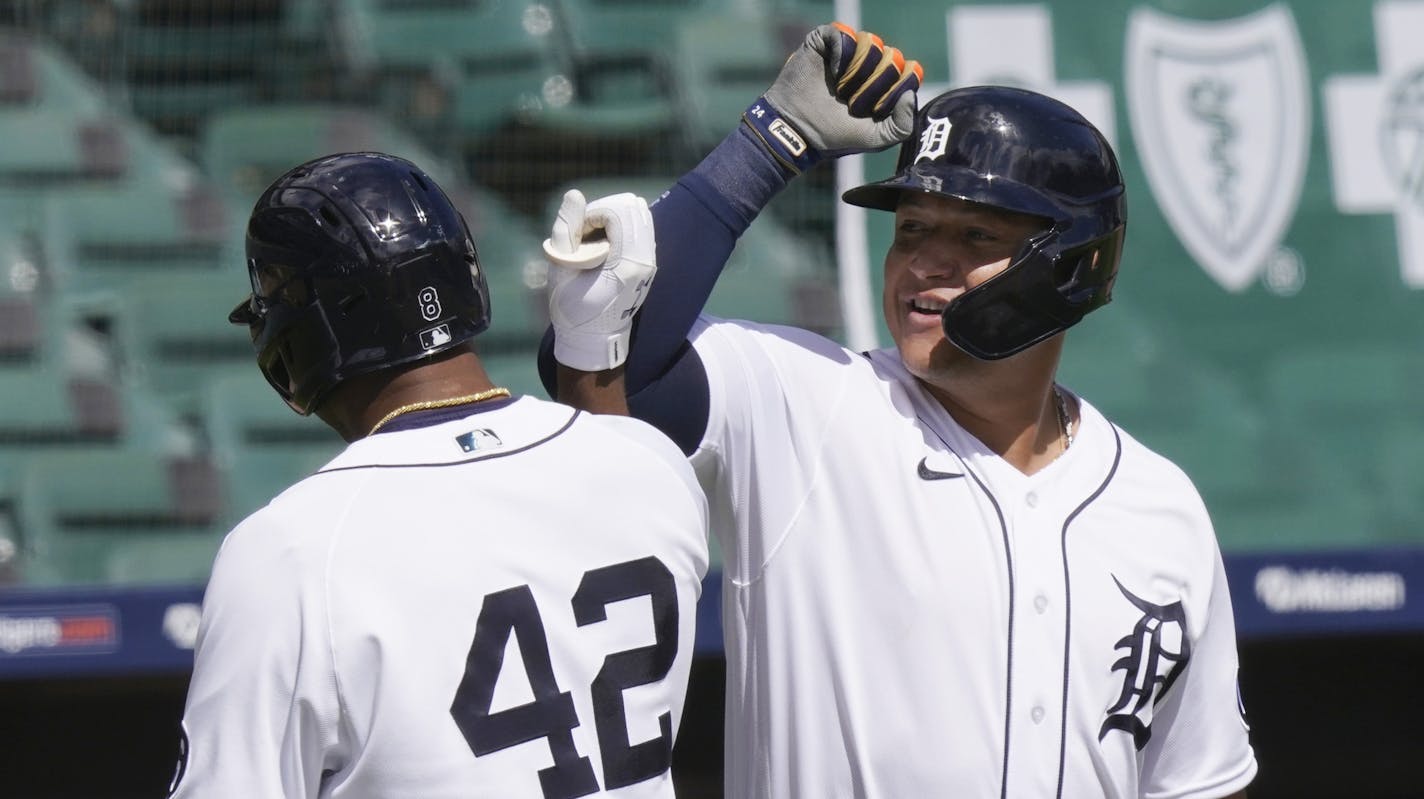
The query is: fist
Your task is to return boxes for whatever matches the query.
[826,22,924,120]
[747,21,923,171]
[544,189,656,371]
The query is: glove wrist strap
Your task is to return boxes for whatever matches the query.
[553,328,630,373]
[742,96,822,175]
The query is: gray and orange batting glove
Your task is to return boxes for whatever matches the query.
[743,22,923,174]
[543,189,656,372]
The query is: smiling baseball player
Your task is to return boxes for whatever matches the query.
[540,22,1257,799]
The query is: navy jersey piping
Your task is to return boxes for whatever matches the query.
[917,416,1016,799]
[1054,422,1124,798]
[962,464,1016,799]
[314,407,583,474]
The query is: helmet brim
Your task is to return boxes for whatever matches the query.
[842,164,1069,222]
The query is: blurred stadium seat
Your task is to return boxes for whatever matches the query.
[45,178,232,288]
[119,0,284,139]
[15,448,227,585]
[670,11,796,156]
[536,0,689,136]
[199,101,463,206]
[0,110,128,187]
[198,371,343,528]
[101,269,252,411]
[0,29,112,114]
[333,0,562,143]
[0,368,124,448]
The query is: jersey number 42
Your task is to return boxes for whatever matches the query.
[450,556,679,799]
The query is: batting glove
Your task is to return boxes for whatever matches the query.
[743,22,923,174]
[543,189,655,372]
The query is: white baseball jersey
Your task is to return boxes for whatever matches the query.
[686,316,1256,799]
[172,396,709,799]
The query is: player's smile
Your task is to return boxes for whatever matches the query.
[905,292,952,319]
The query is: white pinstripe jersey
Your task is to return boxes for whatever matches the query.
[687,316,1256,799]
[172,396,709,799]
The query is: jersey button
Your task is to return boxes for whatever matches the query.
[1034,594,1049,614]
[1031,706,1046,724]
[1025,491,1039,507]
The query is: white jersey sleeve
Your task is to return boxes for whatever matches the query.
[173,510,342,798]
[683,316,858,584]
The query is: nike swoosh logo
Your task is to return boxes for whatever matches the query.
[917,457,964,481]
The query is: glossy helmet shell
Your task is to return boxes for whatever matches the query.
[230,152,490,414]
[843,85,1126,359]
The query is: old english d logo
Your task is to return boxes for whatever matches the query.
[1126,5,1309,292]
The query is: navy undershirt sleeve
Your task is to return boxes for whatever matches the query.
[537,125,795,454]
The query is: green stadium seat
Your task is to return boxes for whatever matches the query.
[0,110,128,187]
[517,0,737,139]
[199,103,465,207]
[198,371,344,526]
[118,1,286,138]
[0,363,198,491]
[15,448,228,586]
[550,0,701,74]
[43,178,232,287]
[126,80,262,142]
[99,270,253,410]
[670,12,795,154]
[335,0,563,139]
[459,183,549,353]
[0,368,124,448]
[0,31,111,114]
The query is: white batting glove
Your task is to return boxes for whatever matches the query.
[743,22,923,173]
[542,189,655,372]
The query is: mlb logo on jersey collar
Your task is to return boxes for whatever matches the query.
[456,428,503,453]
[916,451,964,480]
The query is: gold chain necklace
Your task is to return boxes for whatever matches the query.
[1053,387,1074,452]
[367,387,511,437]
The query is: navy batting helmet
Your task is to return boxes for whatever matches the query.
[842,85,1126,360]
[229,152,491,414]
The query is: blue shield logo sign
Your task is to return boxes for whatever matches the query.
[1126,4,1309,292]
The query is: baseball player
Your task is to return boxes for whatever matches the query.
[541,23,1257,799]
[171,153,708,798]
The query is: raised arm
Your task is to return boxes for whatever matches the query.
[541,22,922,448]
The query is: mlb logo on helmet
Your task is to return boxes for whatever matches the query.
[420,325,452,350]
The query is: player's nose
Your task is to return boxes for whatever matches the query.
[903,244,972,285]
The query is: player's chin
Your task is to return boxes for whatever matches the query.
[893,328,948,376]
[903,333,978,380]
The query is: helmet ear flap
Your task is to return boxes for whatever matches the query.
[1053,227,1124,309]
